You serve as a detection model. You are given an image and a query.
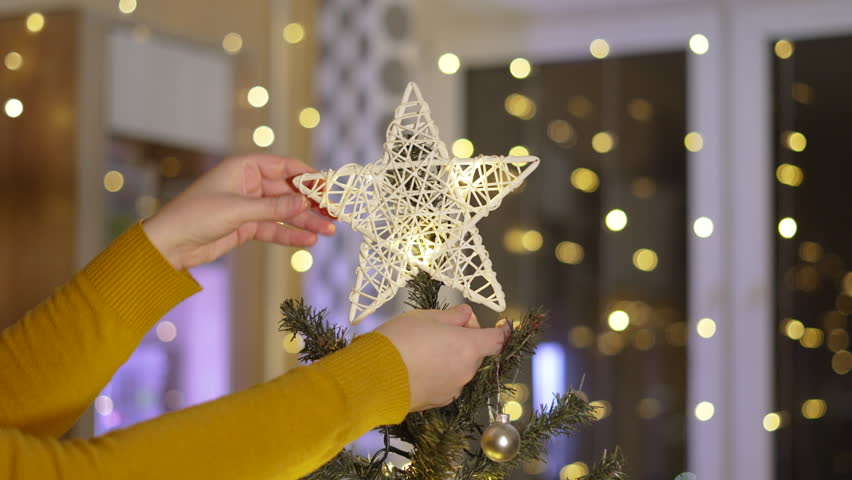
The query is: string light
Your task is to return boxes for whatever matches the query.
[684,132,704,152]
[438,53,460,75]
[591,131,615,153]
[608,310,630,331]
[589,39,610,59]
[509,57,531,79]
[222,32,243,54]
[694,401,715,421]
[504,400,523,421]
[291,249,313,272]
[253,126,275,147]
[555,241,584,264]
[799,328,824,349]
[521,230,543,252]
[832,350,852,375]
[689,34,709,54]
[4,98,23,118]
[505,93,536,120]
[559,462,589,480]
[570,168,599,193]
[282,333,305,353]
[783,131,807,152]
[696,318,716,338]
[156,321,177,342]
[783,318,805,340]
[778,217,797,238]
[103,170,124,192]
[632,249,658,272]
[801,399,827,419]
[693,216,714,238]
[299,107,320,128]
[589,400,612,420]
[508,145,529,156]
[247,86,269,108]
[567,96,593,119]
[598,332,625,355]
[774,39,794,59]
[118,0,137,15]
[631,177,656,199]
[627,98,653,122]
[569,326,595,348]
[547,119,575,144]
[452,138,474,158]
[763,412,782,431]
[282,23,306,44]
[776,163,804,186]
[605,209,628,231]
[26,13,45,33]
[4,52,23,71]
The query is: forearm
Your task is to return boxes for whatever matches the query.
[0,223,200,436]
[0,333,409,480]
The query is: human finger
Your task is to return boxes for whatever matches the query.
[463,311,480,329]
[231,193,308,225]
[254,222,318,247]
[437,304,473,327]
[286,209,336,236]
[468,326,509,357]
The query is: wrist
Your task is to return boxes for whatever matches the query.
[141,215,184,270]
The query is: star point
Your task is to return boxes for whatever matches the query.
[294,83,538,324]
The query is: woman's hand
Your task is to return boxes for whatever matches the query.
[376,304,509,411]
[142,155,335,270]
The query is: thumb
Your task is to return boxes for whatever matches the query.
[235,194,308,224]
[437,304,473,327]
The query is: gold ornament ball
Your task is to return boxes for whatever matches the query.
[481,414,521,462]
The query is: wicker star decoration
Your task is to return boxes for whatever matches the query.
[293,82,539,324]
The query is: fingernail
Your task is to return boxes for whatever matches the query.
[495,318,507,328]
[326,223,336,234]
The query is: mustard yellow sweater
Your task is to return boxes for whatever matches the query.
[0,223,410,479]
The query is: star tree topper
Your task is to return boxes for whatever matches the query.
[293,82,539,324]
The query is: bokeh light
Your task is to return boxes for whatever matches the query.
[521,230,543,252]
[283,333,305,353]
[684,132,704,152]
[689,34,709,54]
[438,53,460,75]
[570,168,599,193]
[247,86,269,108]
[605,209,628,232]
[783,131,807,152]
[504,400,523,421]
[696,318,716,338]
[559,462,589,480]
[452,138,474,158]
[4,98,23,118]
[26,13,45,33]
[508,145,529,156]
[763,412,782,432]
[282,23,306,44]
[253,126,275,147]
[156,321,177,342]
[776,163,804,187]
[632,249,658,272]
[608,310,630,331]
[832,350,852,375]
[693,216,714,238]
[118,0,137,15]
[505,93,536,120]
[103,170,125,192]
[291,249,313,272]
[222,32,243,54]
[627,98,654,122]
[695,401,715,421]
[778,217,797,238]
[509,57,531,79]
[4,52,23,71]
[591,131,615,153]
[589,39,610,59]
[783,318,805,340]
[774,39,794,59]
[555,241,584,264]
[299,107,321,128]
[801,399,827,419]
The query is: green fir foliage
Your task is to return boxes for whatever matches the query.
[278,271,626,480]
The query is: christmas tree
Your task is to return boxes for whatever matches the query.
[278,82,625,479]
[279,272,625,480]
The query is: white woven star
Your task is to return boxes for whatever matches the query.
[293,82,539,324]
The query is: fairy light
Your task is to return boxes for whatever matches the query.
[26,13,45,33]
[247,86,269,108]
[282,23,306,44]
[589,39,610,59]
[509,58,532,79]
[222,32,243,54]
[452,138,474,158]
[299,108,321,129]
[608,310,629,331]
[689,34,709,54]
[605,209,627,231]
[253,126,275,147]
[693,217,714,238]
[694,401,715,421]
[291,250,313,272]
[438,53,460,75]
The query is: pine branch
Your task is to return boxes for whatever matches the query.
[405,270,448,310]
[278,298,349,362]
[304,450,372,480]
[399,412,468,480]
[583,447,627,480]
